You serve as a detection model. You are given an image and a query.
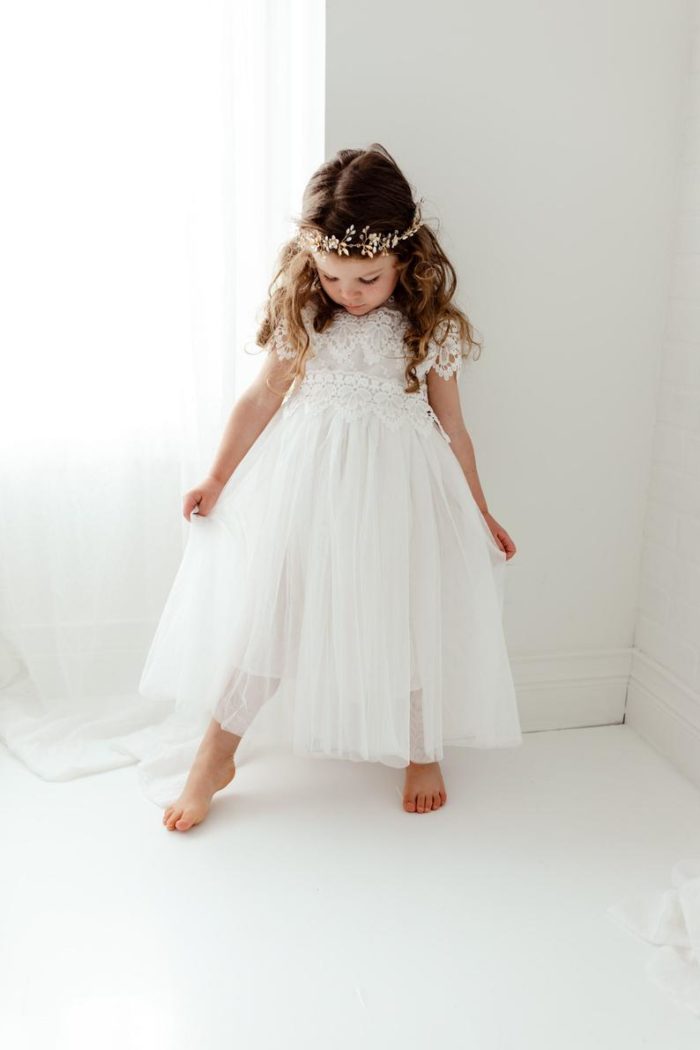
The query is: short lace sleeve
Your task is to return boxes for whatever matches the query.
[268,316,296,361]
[425,318,463,380]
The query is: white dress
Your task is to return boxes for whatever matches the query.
[137,300,522,799]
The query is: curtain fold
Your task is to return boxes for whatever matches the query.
[0,0,325,793]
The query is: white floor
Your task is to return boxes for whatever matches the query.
[2,723,700,1049]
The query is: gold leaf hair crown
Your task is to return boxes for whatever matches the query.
[296,198,425,258]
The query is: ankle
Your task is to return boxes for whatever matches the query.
[201,720,241,760]
[204,738,239,761]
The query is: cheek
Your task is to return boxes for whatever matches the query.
[370,273,391,293]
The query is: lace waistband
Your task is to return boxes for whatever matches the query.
[281,370,451,444]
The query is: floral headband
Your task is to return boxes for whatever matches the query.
[296,198,425,258]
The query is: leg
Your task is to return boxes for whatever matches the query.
[162,668,281,832]
[213,668,281,736]
[402,688,447,814]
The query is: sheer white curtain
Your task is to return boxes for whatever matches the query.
[0,0,325,786]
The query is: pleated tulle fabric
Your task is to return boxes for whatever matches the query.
[134,303,523,805]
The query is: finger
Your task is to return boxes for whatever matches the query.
[183,496,200,521]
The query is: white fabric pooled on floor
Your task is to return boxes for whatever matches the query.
[607,859,700,1016]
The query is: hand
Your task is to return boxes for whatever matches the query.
[482,510,517,561]
[183,475,225,520]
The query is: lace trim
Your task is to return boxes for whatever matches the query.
[270,316,296,360]
[282,370,451,444]
[426,319,463,380]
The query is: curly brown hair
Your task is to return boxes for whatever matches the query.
[254,143,483,398]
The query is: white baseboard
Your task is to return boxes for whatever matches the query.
[625,648,700,792]
[511,647,630,731]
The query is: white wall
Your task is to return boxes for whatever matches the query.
[626,1,700,787]
[326,0,693,738]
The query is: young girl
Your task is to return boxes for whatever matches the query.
[139,142,522,831]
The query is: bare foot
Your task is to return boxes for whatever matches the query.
[163,720,241,832]
[402,760,447,813]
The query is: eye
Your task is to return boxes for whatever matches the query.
[319,274,380,285]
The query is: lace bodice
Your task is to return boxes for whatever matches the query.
[269,302,463,444]
[270,302,463,381]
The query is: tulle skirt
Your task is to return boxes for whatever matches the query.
[137,399,522,801]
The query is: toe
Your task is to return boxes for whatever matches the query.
[417,793,426,813]
[403,797,416,812]
[432,792,442,809]
[175,815,193,830]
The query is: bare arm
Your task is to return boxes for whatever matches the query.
[208,350,295,487]
[425,369,490,514]
[426,369,517,559]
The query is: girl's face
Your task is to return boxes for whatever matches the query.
[312,252,399,315]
